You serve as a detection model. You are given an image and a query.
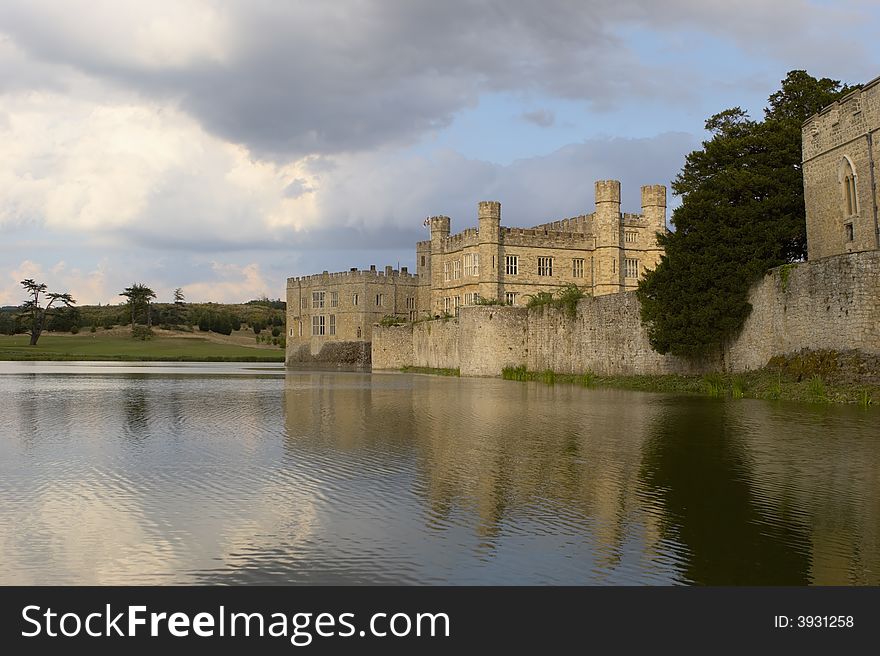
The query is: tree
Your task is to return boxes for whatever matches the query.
[19,279,76,345]
[120,283,157,332]
[173,288,185,304]
[637,71,852,358]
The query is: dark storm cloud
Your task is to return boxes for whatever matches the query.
[0,1,669,158]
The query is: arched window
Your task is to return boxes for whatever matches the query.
[840,157,858,218]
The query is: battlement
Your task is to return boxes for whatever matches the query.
[531,213,595,234]
[802,76,880,161]
[288,266,420,286]
[440,227,480,251]
[595,179,621,204]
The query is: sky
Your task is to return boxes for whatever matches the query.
[1,0,879,306]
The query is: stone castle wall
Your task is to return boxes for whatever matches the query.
[802,77,880,260]
[373,252,880,376]
[726,251,880,370]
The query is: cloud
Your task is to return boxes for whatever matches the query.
[521,109,555,128]
[4,1,863,159]
[182,262,272,304]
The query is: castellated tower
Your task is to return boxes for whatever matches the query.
[640,184,667,233]
[428,215,451,313]
[593,180,623,295]
[477,201,502,301]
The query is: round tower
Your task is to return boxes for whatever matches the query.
[477,201,502,302]
[593,180,622,295]
[640,184,667,231]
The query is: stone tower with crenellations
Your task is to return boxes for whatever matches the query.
[287,178,667,365]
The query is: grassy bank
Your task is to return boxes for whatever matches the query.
[400,366,461,377]
[499,364,877,406]
[0,333,284,362]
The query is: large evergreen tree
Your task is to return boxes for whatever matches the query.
[637,71,852,358]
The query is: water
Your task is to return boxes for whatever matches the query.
[0,361,877,585]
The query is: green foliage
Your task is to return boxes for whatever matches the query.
[779,264,797,293]
[555,284,587,318]
[858,389,873,408]
[131,325,153,341]
[807,374,827,403]
[271,326,281,337]
[731,375,747,399]
[524,284,587,319]
[501,365,530,381]
[702,372,726,398]
[637,71,852,358]
[19,278,76,345]
[525,292,554,308]
[379,315,407,327]
[540,369,556,385]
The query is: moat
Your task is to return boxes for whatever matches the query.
[1,361,877,585]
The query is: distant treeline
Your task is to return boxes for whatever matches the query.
[0,300,285,336]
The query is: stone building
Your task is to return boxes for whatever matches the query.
[803,76,880,260]
[415,180,666,316]
[286,265,419,365]
[286,179,666,365]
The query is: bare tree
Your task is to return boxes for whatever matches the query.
[20,279,76,345]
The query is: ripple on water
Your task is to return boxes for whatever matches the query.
[0,364,878,584]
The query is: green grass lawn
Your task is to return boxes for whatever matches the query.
[0,334,285,362]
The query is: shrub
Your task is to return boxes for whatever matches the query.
[271,326,281,337]
[379,315,406,327]
[70,325,80,334]
[808,375,827,403]
[702,372,726,398]
[131,325,153,341]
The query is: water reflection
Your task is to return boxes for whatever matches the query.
[0,363,877,584]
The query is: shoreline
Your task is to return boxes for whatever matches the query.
[401,364,879,407]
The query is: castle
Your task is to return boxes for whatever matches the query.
[802,74,880,259]
[286,180,667,364]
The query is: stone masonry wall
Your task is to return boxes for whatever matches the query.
[525,294,711,375]
[727,250,880,370]
[373,252,880,376]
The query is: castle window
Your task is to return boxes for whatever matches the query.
[444,262,450,282]
[625,231,637,243]
[312,315,325,336]
[492,256,496,270]
[299,321,303,337]
[357,326,362,338]
[464,253,480,276]
[329,314,336,336]
[453,295,461,316]
[504,292,518,305]
[376,293,384,307]
[444,297,451,313]
[611,259,616,274]
[330,291,338,308]
[312,291,325,309]
[453,259,462,280]
[421,256,426,267]
[289,328,293,337]
[406,297,414,309]
[505,255,518,276]
[841,157,858,217]
[301,298,307,310]
[572,258,584,278]
[537,257,553,276]
[625,258,639,279]
[352,293,359,306]
[845,223,854,242]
